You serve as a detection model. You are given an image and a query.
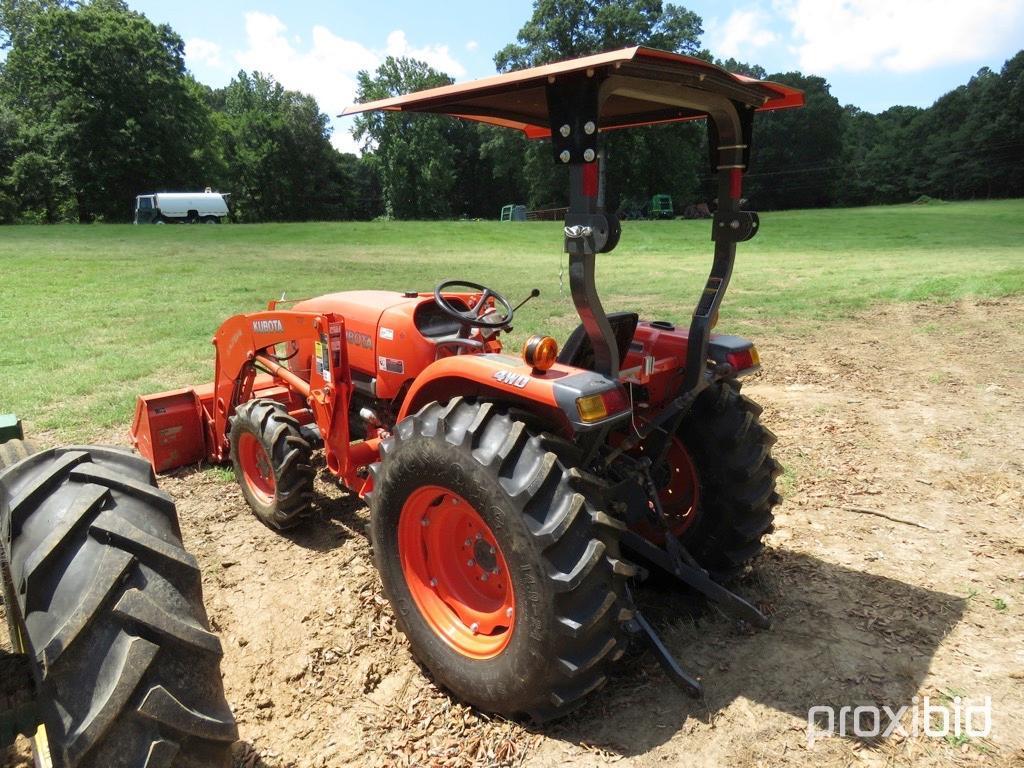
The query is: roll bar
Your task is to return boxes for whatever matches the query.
[343,46,804,389]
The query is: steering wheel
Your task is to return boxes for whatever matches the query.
[433,279,514,329]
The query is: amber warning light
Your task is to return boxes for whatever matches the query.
[522,335,559,372]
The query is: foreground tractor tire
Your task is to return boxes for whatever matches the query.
[229,399,314,530]
[0,446,237,768]
[368,397,635,722]
[0,438,35,470]
[676,381,781,578]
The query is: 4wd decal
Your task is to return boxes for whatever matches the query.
[252,319,284,334]
[493,370,529,389]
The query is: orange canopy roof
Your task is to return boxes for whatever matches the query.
[341,46,803,139]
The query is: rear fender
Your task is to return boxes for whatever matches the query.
[397,353,629,434]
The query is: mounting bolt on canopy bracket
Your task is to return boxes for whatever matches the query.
[546,74,601,165]
[712,210,760,242]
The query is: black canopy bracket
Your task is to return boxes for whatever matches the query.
[545,73,602,165]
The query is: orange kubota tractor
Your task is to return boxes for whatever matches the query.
[132,47,803,721]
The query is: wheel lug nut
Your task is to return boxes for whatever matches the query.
[475,532,482,541]
[430,578,437,587]
[481,573,489,581]
[492,567,500,575]
[467,559,475,567]
[488,546,495,555]
[464,538,472,547]
[505,607,513,618]
[421,517,430,526]
[470,622,479,634]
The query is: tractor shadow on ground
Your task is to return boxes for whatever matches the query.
[278,476,369,553]
[542,547,966,756]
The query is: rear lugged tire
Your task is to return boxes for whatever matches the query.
[678,381,782,579]
[0,446,237,768]
[229,399,314,530]
[0,439,36,470]
[368,397,636,722]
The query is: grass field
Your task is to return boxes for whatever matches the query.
[1,199,1021,440]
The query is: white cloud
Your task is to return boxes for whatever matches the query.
[233,12,377,153]
[385,30,466,77]
[466,40,479,52]
[708,9,778,59]
[778,0,1023,73]
[230,13,466,153]
[186,37,224,68]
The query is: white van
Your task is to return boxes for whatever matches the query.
[134,191,229,224]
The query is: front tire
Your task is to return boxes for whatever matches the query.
[368,398,635,722]
[0,446,237,767]
[229,399,314,530]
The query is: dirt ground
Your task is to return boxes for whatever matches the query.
[5,298,1024,767]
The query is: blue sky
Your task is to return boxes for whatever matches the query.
[127,0,1024,153]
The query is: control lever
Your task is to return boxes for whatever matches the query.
[511,288,540,313]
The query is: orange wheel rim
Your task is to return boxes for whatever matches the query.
[398,485,514,659]
[613,432,700,542]
[238,432,276,504]
[658,435,701,537]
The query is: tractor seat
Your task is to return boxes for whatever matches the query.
[557,312,638,370]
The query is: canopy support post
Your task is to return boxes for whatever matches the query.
[548,74,621,379]
[681,101,757,394]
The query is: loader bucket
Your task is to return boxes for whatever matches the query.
[132,376,305,473]
[131,387,211,473]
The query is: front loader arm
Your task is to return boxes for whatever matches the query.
[210,311,353,477]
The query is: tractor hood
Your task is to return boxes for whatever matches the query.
[293,290,470,400]
[294,291,416,391]
[295,290,415,332]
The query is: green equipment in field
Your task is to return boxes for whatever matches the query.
[0,414,23,443]
[500,203,527,222]
[649,194,673,219]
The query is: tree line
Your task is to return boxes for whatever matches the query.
[0,0,1020,224]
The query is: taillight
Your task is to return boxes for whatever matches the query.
[726,346,760,372]
[576,387,628,423]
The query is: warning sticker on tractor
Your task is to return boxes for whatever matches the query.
[379,327,394,341]
[378,356,404,374]
[315,339,331,382]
